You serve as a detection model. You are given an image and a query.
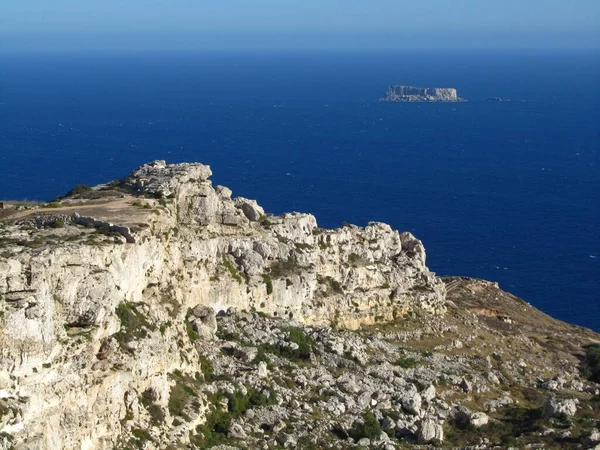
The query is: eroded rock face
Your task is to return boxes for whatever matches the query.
[0,160,447,448]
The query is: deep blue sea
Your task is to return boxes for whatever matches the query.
[0,50,598,330]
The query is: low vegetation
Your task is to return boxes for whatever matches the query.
[267,326,315,361]
[140,389,166,425]
[348,412,382,441]
[113,301,156,350]
[268,256,301,279]
[222,258,243,284]
[184,309,200,342]
[583,343,600,382]
[262,274,273,295]
[318,275,343,295]
[66,184,92,197]
[195,387,277,446]
[394,355,421,369]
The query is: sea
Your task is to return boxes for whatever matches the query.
[0,49,598,331]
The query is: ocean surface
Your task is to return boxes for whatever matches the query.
[0,50,598,330]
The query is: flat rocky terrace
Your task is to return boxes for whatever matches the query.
[0,195,155,229]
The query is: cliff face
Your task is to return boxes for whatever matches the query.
[1,161,598,450]
[0,161,445,448]
[380,85,463,102]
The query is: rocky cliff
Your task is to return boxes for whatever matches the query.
[380,86,464,102]
[0,161,598,450]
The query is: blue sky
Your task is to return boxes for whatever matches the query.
[1,0,599,51]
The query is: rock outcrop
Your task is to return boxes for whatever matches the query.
[0,161,598,449]
[0,160,446,448]
[380,85,464,102]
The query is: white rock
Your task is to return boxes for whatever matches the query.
[543,396,577,418]
[229,423,247,439]
[401,392,422,416]
[257,361,269,378]
[418,419,444,444]
[421,385,436,402]
[470,412,489,428]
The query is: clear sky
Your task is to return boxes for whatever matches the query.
[1,0,599,51]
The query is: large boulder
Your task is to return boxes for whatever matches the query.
[188,305,218,339]
[234,197,264,222]
[417,419,444,444]
[543,396,577,418]
[401,390,422,416]
[469,412,489,428]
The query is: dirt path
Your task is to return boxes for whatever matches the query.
[1,197,154,227]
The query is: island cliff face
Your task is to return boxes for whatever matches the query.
[0,161,598,450]
[380,85,464,102]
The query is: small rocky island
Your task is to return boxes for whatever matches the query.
[1,160,599,449]
[380,85,465,102]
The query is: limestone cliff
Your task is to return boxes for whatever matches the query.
[380,85,464,102]
[0,161,445,448]
[1,162,598,450]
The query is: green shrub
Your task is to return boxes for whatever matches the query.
[66,184,92,197]
[105,180,122,189]
[269,257,301,279]
[278,327,314,361]
[228,387,277,416]
[348,412,382,440]
[252,348,272,368]
[196,387,276,446]
[47,201,61,208]
[168,382,197,419]
[147,403,166,424]
[198,354,214,381]
[51,219,65,229]
[222,258,242,284]
[185,309,200,342]
[196,409,232,446]
[584,343,600,382]
[113,301,156,350]
[394,355,420,369]
[129,428,153,448]
[263,274,273,295]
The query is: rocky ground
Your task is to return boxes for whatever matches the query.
[1,161,599,449]
[115,277,599,450]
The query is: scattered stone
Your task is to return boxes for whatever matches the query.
[543,396,577,418]
[469,412,489,428]
[257,361,268,378]
[189,305,218,339]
